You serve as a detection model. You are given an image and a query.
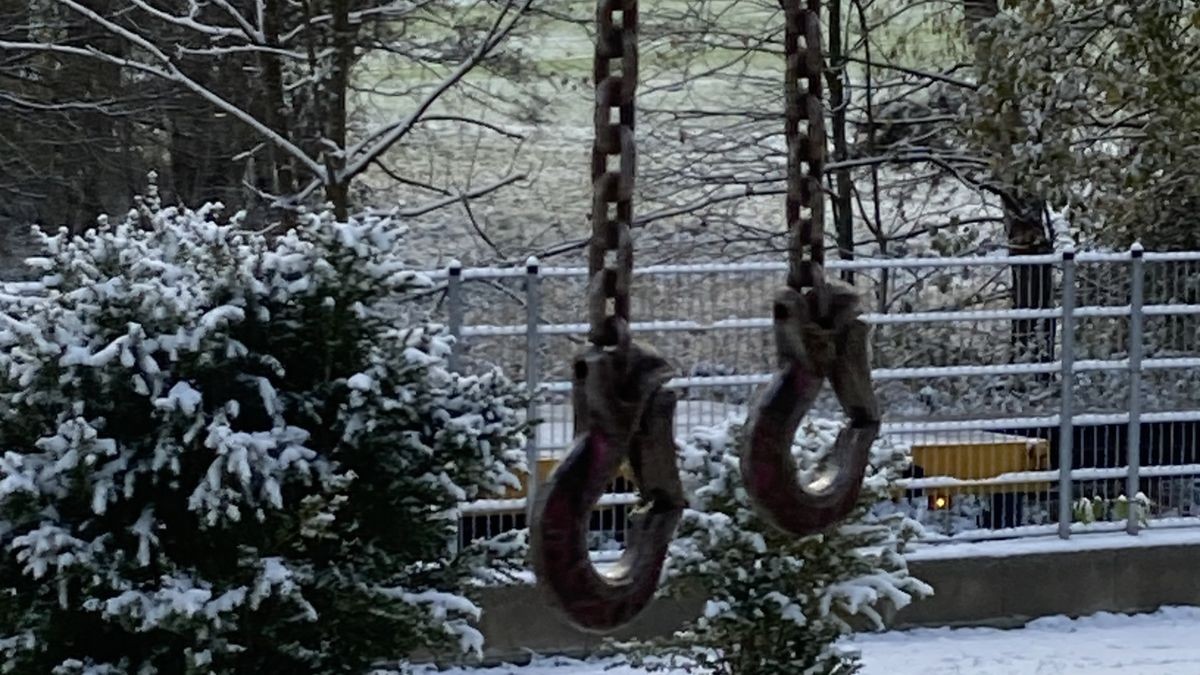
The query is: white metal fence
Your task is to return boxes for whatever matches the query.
[11,248,1195,551]
[437,248,1200,550]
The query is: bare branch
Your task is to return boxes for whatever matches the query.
[339,0,533,183]
[378,172,527,218]
[210,0,266,42]
[126,0,247,41]
[47,0,326,180]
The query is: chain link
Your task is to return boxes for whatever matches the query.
[588,0,638,348]
[784,0,826,291]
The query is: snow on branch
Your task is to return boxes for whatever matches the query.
[42,0,327,181]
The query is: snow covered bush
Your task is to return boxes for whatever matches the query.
[1073,493,1152,527]
[0,199,529,673]
[617,418,931,675]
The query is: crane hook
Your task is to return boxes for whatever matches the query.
[740,280,881,536]
[530,342,685,632]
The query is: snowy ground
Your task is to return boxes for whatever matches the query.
[850,607,1200,674]
[420,607,1200,675]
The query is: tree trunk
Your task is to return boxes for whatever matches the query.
[261,0,296,204]
[827,0,855,284]
[324,0,355,222]
[67,1,127,231]
[964,0,1055,366]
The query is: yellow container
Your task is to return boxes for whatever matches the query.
[904,430,1053,505]
[495,432,1052,509]
[499,456,635,500]
[500,457,562,499]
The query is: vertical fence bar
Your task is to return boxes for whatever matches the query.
[524,257,542,522]
[446,260,464,556]
[1058,248,1077,539]
[1126,243,1145,534]
[447,260,463,373]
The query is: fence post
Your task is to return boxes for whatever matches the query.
[524,257,542,522]
[447,260,463,373]
[1126,243,1145,535]
[1058,247,1077,539]
[446,260,464,557]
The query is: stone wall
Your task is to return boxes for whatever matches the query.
[454,538,1200,666]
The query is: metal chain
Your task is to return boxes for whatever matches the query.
[588,0,638,348]
[784,0,826,291]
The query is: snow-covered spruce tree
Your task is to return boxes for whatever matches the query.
[0,200,528,673]
[616,418,931,675]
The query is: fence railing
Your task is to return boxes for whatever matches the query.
[14,248,1193,551]
[438,247,1200,551]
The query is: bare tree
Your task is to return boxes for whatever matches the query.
[1,1,150,228]
[0,0,534,232]
[520,2,1002,274]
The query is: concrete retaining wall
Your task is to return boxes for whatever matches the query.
[466,540,1200,665]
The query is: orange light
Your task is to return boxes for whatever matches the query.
[933,496,949,509]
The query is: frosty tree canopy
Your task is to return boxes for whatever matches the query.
[0,201,529,673]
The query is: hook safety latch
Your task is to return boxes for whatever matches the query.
[740,282,881,537]
[530,343,684,633]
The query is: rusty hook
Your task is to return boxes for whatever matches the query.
[739,282,882,537]
[530,343,684,633]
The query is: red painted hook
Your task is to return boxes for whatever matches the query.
[740,285,882,537]
[530,348,684,633]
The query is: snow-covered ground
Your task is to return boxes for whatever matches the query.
[420,607,1200,675]
[850,607,1200,674]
